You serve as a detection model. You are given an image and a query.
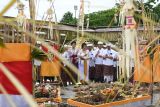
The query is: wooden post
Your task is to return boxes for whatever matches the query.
[29,0,36,44]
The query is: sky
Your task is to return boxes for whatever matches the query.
[0,0,116,22]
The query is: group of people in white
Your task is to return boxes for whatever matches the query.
[33,40,135,85]
[61,41,119,85]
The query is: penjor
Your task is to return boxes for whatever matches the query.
[16,1,27,42]
[120,0,138,79]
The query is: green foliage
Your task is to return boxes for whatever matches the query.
[131,0,160,25]
[31,47,48,61]
[60,9,117,27]
[144,0,159,12]
[85,8,117,27]
[60,1,160,27]
[60,11,77,25]
[153,3,160,20]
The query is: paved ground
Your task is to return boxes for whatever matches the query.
[152,91,160,106]
[61,86,76,102]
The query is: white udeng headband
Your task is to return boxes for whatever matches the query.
[98,41,103,45]
[87,44,93,47]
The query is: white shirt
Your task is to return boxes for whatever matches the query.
[112,50,119,67]
[102,49,114,66]
[68,48,79,56]
[93,47,98,51]
[34,46,42,66]
[62,51,70,66]
[94,48,104,65]
[34,59,41,66]
[88,50,95,67]
[68,48,79,63]
[62,51,70,61]
[78,49,89,65]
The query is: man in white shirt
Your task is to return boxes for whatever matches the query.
[103,44,114,83]
[87,44,95,81]
[93,42,98,51]
[78,43,90,81]
[112,50,119,82]
[68,41,79,83]
[94,41,104,82]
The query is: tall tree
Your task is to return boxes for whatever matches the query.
[60,11,76,25]
[153,3,160,19]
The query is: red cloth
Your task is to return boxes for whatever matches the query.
[53,44,59,51]
[53,44,59,61]
[0,61,32,95]
[70,55,78,64]
[41,45,49,53]
[42,44,59,53]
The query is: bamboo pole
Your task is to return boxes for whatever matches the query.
[0,0,16,17]
[29,0,36,44]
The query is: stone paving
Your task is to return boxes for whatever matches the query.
[61,86,76,99]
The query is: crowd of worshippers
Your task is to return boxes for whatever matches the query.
[34,40,134,85]
[61,41,121,86]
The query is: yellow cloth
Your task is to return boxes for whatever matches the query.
[41,61,60,76]
[134,46,160,83]
[0,43,31,62]
[84,59,88,81]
